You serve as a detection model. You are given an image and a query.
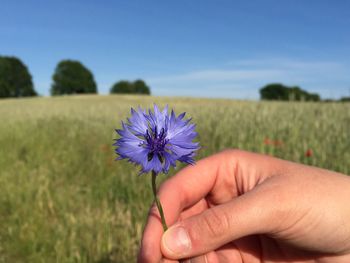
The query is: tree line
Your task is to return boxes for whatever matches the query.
[1,55,349,102]
[260,83,320,101]
[260,83,350,102]
[0,56,150,98]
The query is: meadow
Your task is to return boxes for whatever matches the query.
[0,95,349,263]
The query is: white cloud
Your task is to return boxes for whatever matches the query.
[148,69,284,83]
[227,58,344,71]
[145,57,350,99]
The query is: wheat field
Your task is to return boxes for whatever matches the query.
[0,95,349,262]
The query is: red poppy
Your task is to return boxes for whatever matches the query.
[305,149,313,157]
[264,138,271,145]
[264,138,283,147]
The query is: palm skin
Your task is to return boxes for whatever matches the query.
[139,150,350,263]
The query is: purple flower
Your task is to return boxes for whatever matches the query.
[114,104,199,174]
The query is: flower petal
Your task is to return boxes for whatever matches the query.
[127,107,148,135]
[114,104,199,175]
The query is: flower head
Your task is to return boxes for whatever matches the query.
[305,148,313,157]
[114,104,199,174]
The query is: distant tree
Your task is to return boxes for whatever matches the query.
[260,83,289,100]
[0,56,37,98]
[260,83,320,101]
[51,60,97,95]
[340,96,350,102]
[307,93,321,101]
[133,79,151,94]
[110,80,134,94]
[110,79,151,95]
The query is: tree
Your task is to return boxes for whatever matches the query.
[340,97,350,102]
[110,79,151,95]
[0,56,37,98]
[260,83,289,100]
[307,93,321,101]
[110,80,134,94]
[134,79,151,94]
[260,83,320,101]
[51,60,97,95]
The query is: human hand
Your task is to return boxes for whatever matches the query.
[138,150,350,263]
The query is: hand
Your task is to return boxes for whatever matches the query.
[138,150,350,263]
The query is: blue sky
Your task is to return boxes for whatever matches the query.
[1,0,350,99]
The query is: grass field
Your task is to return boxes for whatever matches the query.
[0,95,349,263]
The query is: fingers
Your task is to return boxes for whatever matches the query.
[160,182,277,259]
[182,252,219,263]
[139,150,234,262]
[139,149,296,262]
[179,199,209,221]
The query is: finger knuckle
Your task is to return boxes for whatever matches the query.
[199,208,230,238]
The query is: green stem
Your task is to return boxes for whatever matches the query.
[152,170,168,231]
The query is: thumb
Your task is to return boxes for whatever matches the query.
[160,185,278,259]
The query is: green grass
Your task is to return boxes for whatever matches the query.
[0,95,349,262]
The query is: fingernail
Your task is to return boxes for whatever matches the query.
[162,226,191,256]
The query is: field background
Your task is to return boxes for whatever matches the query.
[0,95,349,263]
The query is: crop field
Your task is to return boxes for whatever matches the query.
[0,95,349,263]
